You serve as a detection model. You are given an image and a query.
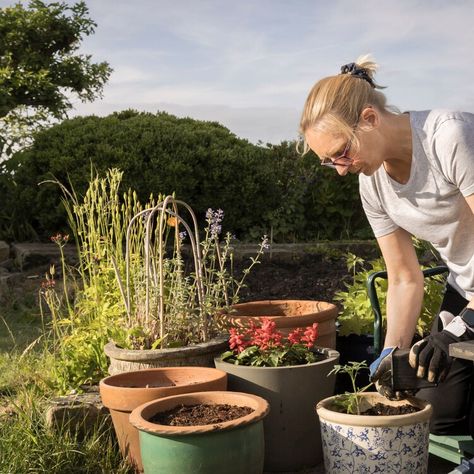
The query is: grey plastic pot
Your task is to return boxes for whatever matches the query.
[215,347,339,472]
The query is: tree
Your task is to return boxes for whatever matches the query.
[0,0,112,156]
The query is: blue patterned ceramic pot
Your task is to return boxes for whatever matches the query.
[316,393,432,474]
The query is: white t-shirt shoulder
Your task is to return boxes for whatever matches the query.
[359,109,474,299]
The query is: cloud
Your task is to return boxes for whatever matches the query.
[4,0,474,142]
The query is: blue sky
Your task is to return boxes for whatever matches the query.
[4,0,474,144]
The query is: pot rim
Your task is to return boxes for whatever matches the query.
[100,366,227,391]
[99,367,228,411]
[316,392,432,427]
[130,390,270,436]
[214,347,340,370]
[219,300,338,324]
[104,334,228,361]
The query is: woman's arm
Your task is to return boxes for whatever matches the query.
[465,194,474,310]
[377,227,425,349]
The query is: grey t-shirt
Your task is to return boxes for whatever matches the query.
[359,110,474,299]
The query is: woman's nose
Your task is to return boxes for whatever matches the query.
[337,164,350,176]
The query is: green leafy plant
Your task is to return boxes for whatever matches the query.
[39,169,268,391]
[220,318,320,367]
[334,252,445,336]
[111,196,269,349]
[0,0,112,158]
[328,361,373,415]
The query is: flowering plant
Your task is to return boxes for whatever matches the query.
[220,318,321,367]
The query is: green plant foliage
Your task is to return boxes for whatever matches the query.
[0,111,371,241]
[329,361,372,415]
[39,169,268,391]
[0,0,112,156]
[335,252,445,336]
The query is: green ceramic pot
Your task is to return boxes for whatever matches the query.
[130,390,270,474]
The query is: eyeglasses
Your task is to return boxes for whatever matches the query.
[320,137,354,169]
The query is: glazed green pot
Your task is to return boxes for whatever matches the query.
[130,391,269,474]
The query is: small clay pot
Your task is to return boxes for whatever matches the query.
[99,367,227,472]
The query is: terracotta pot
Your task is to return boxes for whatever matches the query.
[130,391,269,474]
[316,393,432,473]
[215,347,339,471]
[219,300,338,349]
[104,334,228,375]
[99,367,227,472]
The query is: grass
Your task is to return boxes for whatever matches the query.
[0,387,132,474]
[0,274,133,473]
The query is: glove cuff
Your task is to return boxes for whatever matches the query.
[444,316,472,338]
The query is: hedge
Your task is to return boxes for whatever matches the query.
[0,110,371,242]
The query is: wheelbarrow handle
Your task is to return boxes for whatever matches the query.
[366,265,449,357]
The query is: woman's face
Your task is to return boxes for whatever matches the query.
[304,109,385,177]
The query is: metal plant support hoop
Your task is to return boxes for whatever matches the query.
[113,196,208,347]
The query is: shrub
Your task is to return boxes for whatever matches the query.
[1,110,371,241]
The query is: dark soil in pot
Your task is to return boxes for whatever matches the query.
[150,404,253,425]
[362,402,421,416]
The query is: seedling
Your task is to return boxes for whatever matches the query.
[329,361,373,415]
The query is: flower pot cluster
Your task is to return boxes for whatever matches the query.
[99,299,345,473]
[100,301,433,474]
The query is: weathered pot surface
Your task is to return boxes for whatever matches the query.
[130,390,269,435]
[104,334,228,375]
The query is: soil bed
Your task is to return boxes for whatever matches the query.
[362,402,420,416]
[236,253,354,304]
[150,404,253,426]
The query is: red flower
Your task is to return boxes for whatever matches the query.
[301,323,319,348]
[250,318,282,350]
[229,327,250,353]
[50,233,69,244]
[226,318,320,363]
[287,328,303,344]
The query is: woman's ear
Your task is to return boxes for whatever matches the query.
[360,106,379,130]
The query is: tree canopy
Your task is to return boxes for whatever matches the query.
[0,0,112,156]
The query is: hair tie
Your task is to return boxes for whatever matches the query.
[340,62,375,88]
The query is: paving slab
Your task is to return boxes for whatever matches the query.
[11,242,78,270]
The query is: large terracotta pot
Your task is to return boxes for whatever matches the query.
[104,334,228,375]
[99,367,227,472]
[219,300,338,349]
[215,347,339,472]
[130,391,269,474]
[316,393,432,474]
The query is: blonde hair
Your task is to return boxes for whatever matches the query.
[298,54,388,154]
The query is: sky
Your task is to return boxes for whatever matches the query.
[4,0,474,144]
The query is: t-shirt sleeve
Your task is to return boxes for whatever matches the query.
[359,177,399,238]
[434,117,474,197]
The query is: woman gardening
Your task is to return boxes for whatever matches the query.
[299,55,474,437]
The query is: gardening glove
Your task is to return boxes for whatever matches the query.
[370,347,415,400]
[409,310,474,384]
